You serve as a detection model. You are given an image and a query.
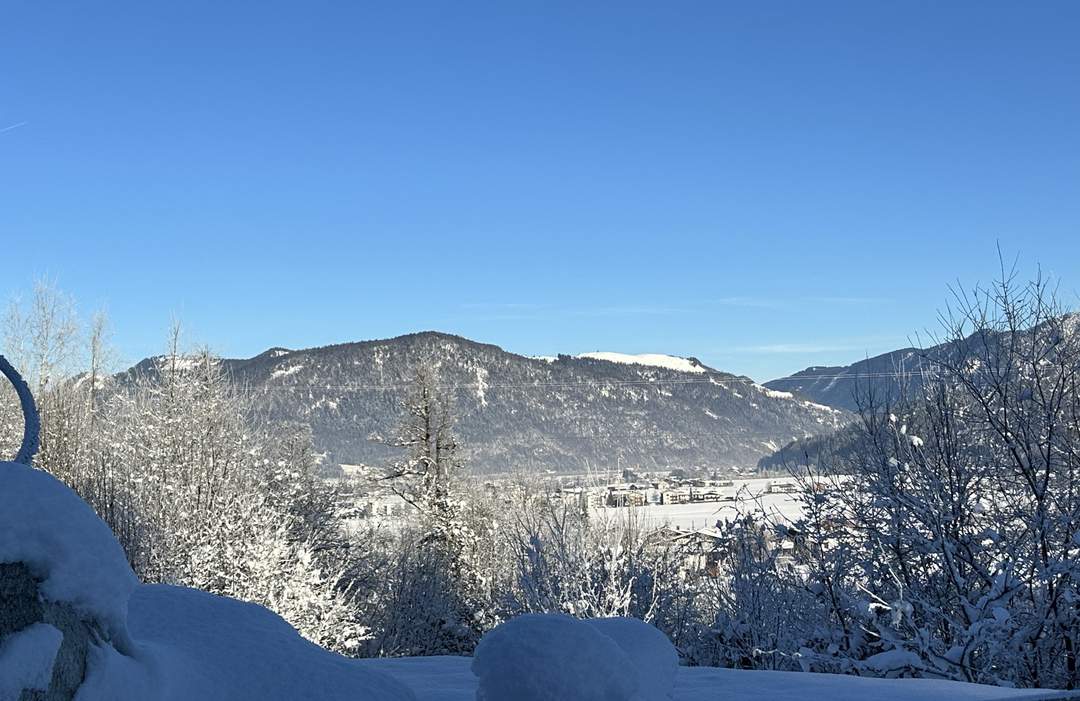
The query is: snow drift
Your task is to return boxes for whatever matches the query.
[471,614,679,701]
[584,617,679,701]
[472,614,641,701]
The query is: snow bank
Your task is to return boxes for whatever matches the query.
[363,656,1080,701]
[0,623,63,700]
[672,667,1080,701]
[578,352,706,374]
[0,462,137,650]
[470,614,678,701]
[81,584,416,701]
[585,618,678,701]
[472,614,639,701]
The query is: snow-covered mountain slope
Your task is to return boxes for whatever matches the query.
[577,352,707,374]
[764,351,927,413]
[126,332,852,472]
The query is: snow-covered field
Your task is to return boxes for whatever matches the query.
[592,476,806,529]
[346,476,809,534]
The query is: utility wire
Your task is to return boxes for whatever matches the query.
[223,370,925,394]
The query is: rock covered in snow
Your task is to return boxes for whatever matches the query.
[0,622,63,700]
[0,462,137,651]
[584,618,679,701]
[472,614,643,701]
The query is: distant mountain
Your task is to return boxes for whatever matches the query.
[127,332,851,474]
[763,348,930,413]
[764,314,1080,412]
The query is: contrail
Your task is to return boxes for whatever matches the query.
[0,121,28,134]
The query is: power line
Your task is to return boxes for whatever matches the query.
[225,370,925,394]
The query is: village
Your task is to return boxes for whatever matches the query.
[550,474,800,510]
[331,464,815,579]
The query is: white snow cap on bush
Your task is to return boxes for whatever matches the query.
[0,461,138,650]
[473,614,681,701]
[584,618,679,701]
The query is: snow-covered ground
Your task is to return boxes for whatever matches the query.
[359,656,1080,701]
[592,476,807,529]
[603,493,804,529]
[6,460,1080,700]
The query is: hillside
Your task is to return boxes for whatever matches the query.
[127,332,851,473]
[763,349,929,413]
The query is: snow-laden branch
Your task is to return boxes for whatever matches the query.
[0,353,40,464]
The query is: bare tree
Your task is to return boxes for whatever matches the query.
[385,361,464,539]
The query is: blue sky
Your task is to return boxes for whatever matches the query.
[2,2,1078,381]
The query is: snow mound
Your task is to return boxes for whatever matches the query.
[472,613,639,701]
[0,462,137,650]
[578,352,706,374]
[585,618,678,701]
[79,584,415,701]
[0,623,63,700]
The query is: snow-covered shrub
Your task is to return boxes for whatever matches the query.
[503,495,691,632]
[472,613,639,701]
[362,532,482,657]
[778,273,1080,688]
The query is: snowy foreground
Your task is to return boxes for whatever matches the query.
[361,656,1080,701]
[4,460,1080,701]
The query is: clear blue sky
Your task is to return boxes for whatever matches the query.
[2,2,1078,381]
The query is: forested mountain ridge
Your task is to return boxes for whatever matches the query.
[766,314,1080,412]
[124,332,850,473]
[763,348,928,413]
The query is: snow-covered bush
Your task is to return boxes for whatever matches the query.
[472,614,640,701]
[503,495,692,633]
[0,315,368,655]
[774,272,1080,688]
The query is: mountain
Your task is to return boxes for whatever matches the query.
[128,332,851,474]
[762,314,1080,468]
[763,348,929,413]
